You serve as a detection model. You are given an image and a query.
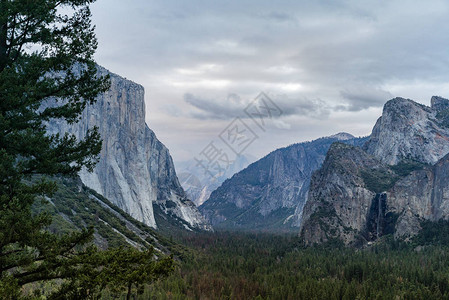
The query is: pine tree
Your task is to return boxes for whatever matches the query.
[0,1,173,298]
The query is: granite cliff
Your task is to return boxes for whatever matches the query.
[386,152,449,239]
[46,66,211,231]
[300,96,449,245]
[300,143,397,245]
[364,96,449,165]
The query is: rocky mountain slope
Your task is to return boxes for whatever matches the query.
[200,133,367,230]
[34,176,172,251]
[45,66,211,231]
[300,96,449,245]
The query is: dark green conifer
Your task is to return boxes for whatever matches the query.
[0,1,173,298]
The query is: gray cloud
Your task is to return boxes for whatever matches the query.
[339,87,393,111]
[92,0,449,92]
[90,0,449,161]
[182,93,330,120]
[183,93,244,120]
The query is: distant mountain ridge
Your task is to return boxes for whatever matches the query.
[200,133,368,230]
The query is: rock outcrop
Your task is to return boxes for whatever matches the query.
[386,153,449,239]
[300,143,395,245]
[301,148,449,245]
[301,96,449,245]
[46,66,211,231]
[364,97,449,165]
[200,133,367,230]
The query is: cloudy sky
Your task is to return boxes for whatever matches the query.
[90,0,449,164]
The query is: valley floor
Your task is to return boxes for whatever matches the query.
[109,224,449,299]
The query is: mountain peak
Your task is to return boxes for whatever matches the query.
[431,95,449,112]
[383,97,430,114]
[365,97,449,165]
[328,132,355,141]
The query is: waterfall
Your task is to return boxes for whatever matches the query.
[377,195,381,238]
[376,193,386,238]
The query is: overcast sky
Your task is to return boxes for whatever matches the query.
[90,0,449,164]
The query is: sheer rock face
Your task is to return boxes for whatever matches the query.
[46,66,211,231]
[363,96,449,239]
[300,143,389,245]
[364,97,449,165]
[200,133,367,230]
[301,97,449,245]
[387,153,449,239]
[301,148,449,245]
